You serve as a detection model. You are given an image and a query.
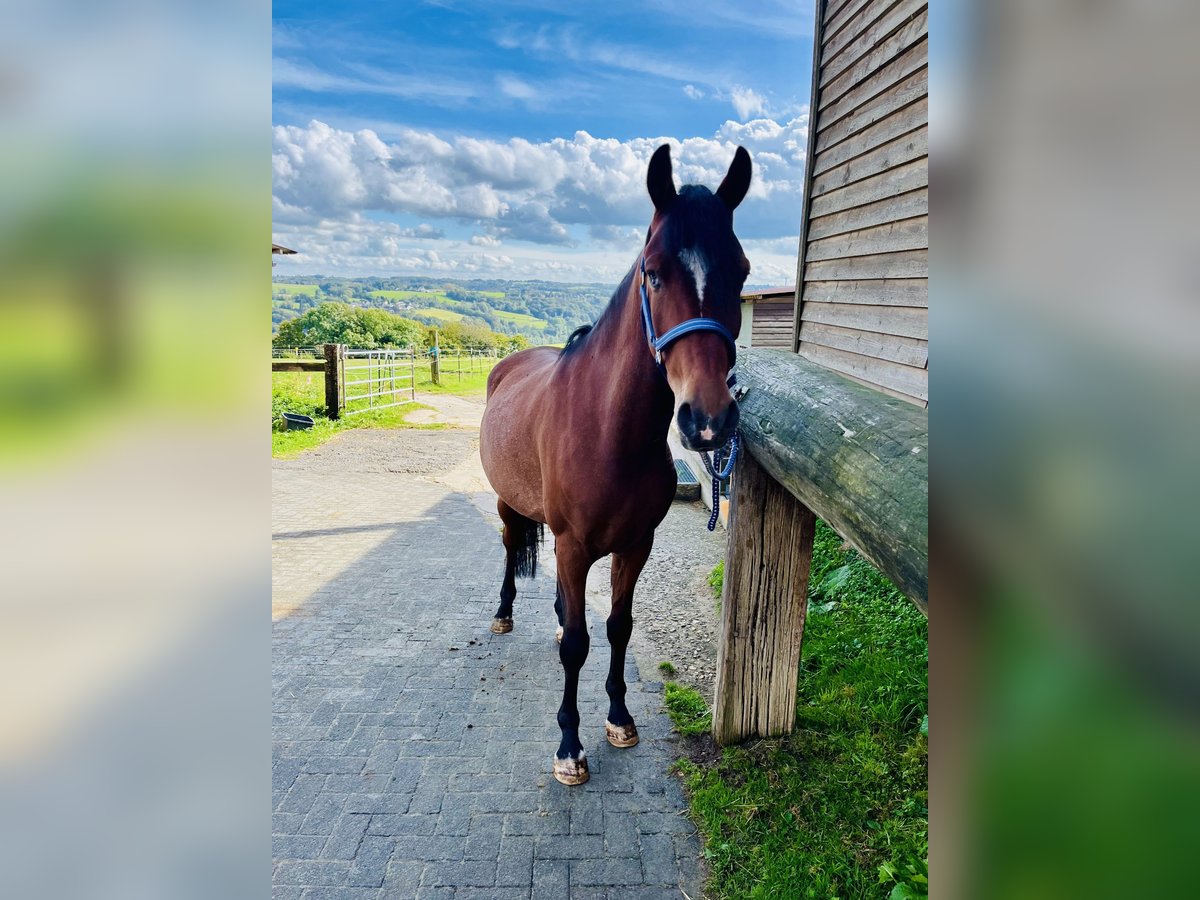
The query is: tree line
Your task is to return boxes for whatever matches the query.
[272,301,530,354]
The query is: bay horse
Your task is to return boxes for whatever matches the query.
[479,144,752,785]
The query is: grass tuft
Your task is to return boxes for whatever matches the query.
[708,559,724,597]
[658,661,677,676]
[663,682,712,737]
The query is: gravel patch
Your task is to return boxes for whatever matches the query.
[273,427,477,476]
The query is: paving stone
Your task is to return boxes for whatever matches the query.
[571,857,645,887]
[379,859,423,897]
[300,889,381,900]
[347,836,394,887]
[496,835,534,887]
[273,834,328,860]
[323,815,370,860]
[531,859,569,900]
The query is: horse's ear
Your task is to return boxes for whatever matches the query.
[716,146,752,211]
[647,144,677,212]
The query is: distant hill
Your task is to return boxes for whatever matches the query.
[272,276,612,344]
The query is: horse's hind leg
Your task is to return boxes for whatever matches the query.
[604,536,652,748]
[492,500,539,634]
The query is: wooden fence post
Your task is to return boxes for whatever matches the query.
[323,343,343,419]
[713,447,816,746]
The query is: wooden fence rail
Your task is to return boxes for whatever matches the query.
[714,347,927,745]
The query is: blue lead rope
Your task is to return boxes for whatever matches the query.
[699,431,739,531]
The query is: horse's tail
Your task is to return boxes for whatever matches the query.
[509,512,545,579]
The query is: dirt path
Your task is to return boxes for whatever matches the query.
[406,391,487,428]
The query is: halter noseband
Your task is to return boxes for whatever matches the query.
[639,256,738,369]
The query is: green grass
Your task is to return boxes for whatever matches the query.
[664,682,712,736]
[413,306,466,322]
[658,661,677,676]
[415,364,495,396]
[491,309,546,329]
[709,559,724,596]
[271,370,435,457]
[272,283,319,296]
[669,520,928,899]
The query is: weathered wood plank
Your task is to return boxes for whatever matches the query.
[713,450,816,745]
[805,248,927,280]
[802,277,928,307]
[820,17,921,117]
[831,366,928,407]
[810,129,927,198]
[809,157,928,218]
[801,301,927,338]
[737,348,927,610]
[814,97,927,176]
[807,189,927,242]
[825,0,873,39]
[798,341,929,401]
[805,216,928,262]
[271,360,326,373]
[820,7,928,105]
[817,63,927,152]
[823,0,925,87]
[799,321,928,367]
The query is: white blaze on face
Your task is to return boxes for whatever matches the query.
[678,247,708,312]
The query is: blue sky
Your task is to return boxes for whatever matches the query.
[273,0,814,286]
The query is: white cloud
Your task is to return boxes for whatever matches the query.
[730,86,768,120]
[273,116,809,281]
[682,84,705,100]
[497,75,538,101]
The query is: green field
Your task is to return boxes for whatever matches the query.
[368,289,450,302]
[492,309,546,329]
[273,283,319,296]
[413,307,466,323]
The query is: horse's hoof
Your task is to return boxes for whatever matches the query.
[490,617,513,634]
[605,720,640,748]
[552,753,589,785]
[555,625,564,643]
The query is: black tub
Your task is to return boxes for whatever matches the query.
[282,412,315,430]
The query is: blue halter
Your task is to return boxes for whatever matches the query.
[639,256,737,368]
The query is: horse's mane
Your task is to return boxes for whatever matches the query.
[557,265,638,359]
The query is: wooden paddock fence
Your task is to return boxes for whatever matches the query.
[713,347,927,745]
[271,343,504,419]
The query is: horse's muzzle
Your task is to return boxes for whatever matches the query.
[677,400,739,452]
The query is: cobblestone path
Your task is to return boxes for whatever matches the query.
[273,428,703,899]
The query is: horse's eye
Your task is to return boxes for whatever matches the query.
[648,271,661,289]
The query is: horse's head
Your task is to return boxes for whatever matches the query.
[642,144,752,451]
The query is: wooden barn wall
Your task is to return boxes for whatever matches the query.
[793,0,929,407]
[750,301,794,349]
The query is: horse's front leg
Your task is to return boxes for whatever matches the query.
[604,536,652,748]
[552,536,593,785]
